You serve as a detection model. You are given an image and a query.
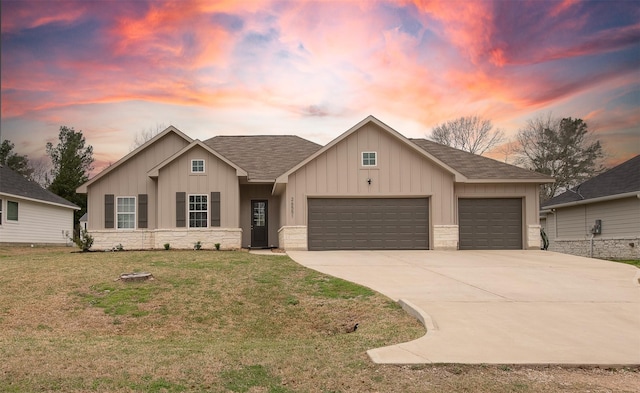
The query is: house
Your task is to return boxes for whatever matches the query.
[0,165,79,245]
[540,155,640,260]
[76,116,553,251]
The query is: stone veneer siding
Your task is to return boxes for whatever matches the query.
[278,226,307,251]
[527,225,541,250]
[549,237,640,260]
[88,228,242,250]
[432,225,458,250]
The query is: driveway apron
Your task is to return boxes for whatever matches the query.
[287,250,640,365]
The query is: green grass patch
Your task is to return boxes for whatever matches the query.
[78,282,159,317]
[220,364,291,393]
[305,272,375,299]
[610,259,640,268]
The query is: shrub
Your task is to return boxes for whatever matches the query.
[74,229,94,252]
[164,243,170,250]
[194,241,202,250]
[215,243,221,250]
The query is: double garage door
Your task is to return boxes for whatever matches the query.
[308,197,523,251]
[458,198,523,250]
[308,198,429,250]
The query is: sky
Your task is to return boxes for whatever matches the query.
[1,0,639,175]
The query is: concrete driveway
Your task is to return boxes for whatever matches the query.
[287,250,640,365]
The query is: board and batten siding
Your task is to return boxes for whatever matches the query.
[283,122,455,227]
[0,197,74,244]
[157,145,240,229]
[239,184,280,248]
[454,183,540,228]
[556,197,640,239]
[86,132,189,230]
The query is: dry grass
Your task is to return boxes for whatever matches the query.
[0,246,638,393]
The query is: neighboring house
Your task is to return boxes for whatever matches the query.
[540,155,640,260]
[0,165,79,245]
[76,116,553,251]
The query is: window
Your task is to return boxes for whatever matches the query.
[7,201,18,221]
[189,194,208,228]
[362,151,377,166]
[191,159,205,173]
[117,197,136,229]
[0,199,3,224]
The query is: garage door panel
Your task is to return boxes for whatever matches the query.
[308,198,429,250]
[459,198,522,250]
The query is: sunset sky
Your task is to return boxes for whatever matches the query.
[1,0,638,174]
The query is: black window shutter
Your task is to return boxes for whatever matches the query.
[138,194,148,228]
[176,192,186,227]
[210,192,221,227]
[105,194,114,228]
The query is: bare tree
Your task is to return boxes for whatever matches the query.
[516,114,605,201]
[29,156,52,188]
[130,123,167,151]
[429,115,504,155]
[494,138,519,164]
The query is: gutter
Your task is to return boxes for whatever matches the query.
[542,191,640,210]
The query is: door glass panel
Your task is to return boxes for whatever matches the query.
[253,202,265,227]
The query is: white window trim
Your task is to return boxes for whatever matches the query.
[191,159,205,173]
[116,196,136,230]
[0,198,3,225]
[7,200,18,222]
[188,194,208,228]
[362,151,377,167]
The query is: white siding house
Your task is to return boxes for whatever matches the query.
[0,165,79,245]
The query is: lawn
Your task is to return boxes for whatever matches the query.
[0,247,638,393]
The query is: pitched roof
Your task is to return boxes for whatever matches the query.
[410,139,553,181]
[148,140,247,177]
[542,155,640,208]
[276,115,468,183]
[77,126,192,193]
[205,135,322,181]
[0,165,79,209]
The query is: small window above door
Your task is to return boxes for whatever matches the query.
[362,152,377,166]
[191,159,205,173]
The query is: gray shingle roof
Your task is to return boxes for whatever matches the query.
[542,155,640,207]
[205,136,322,180]
[409,139,552,180]
[0,165,79,209]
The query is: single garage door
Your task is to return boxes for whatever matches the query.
[458,198,522,250]
[308,198,429,250]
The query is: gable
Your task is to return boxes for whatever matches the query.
[276,115,464,187]
[286,120,454,195]
[76,126,192,193]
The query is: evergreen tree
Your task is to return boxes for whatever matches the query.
[0,139,33,178]
[46,126,94,226]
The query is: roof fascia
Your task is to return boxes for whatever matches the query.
[460,178,555,184]
[76,126,192,193]
[542,191,640,210]
[147,140,248,177]
[0,192,80,210]
[275,115,466,184]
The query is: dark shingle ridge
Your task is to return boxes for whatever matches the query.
[542,155,640,207]
[409,139,552,180]
[204,135,322,180]
[0,165,78,208]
